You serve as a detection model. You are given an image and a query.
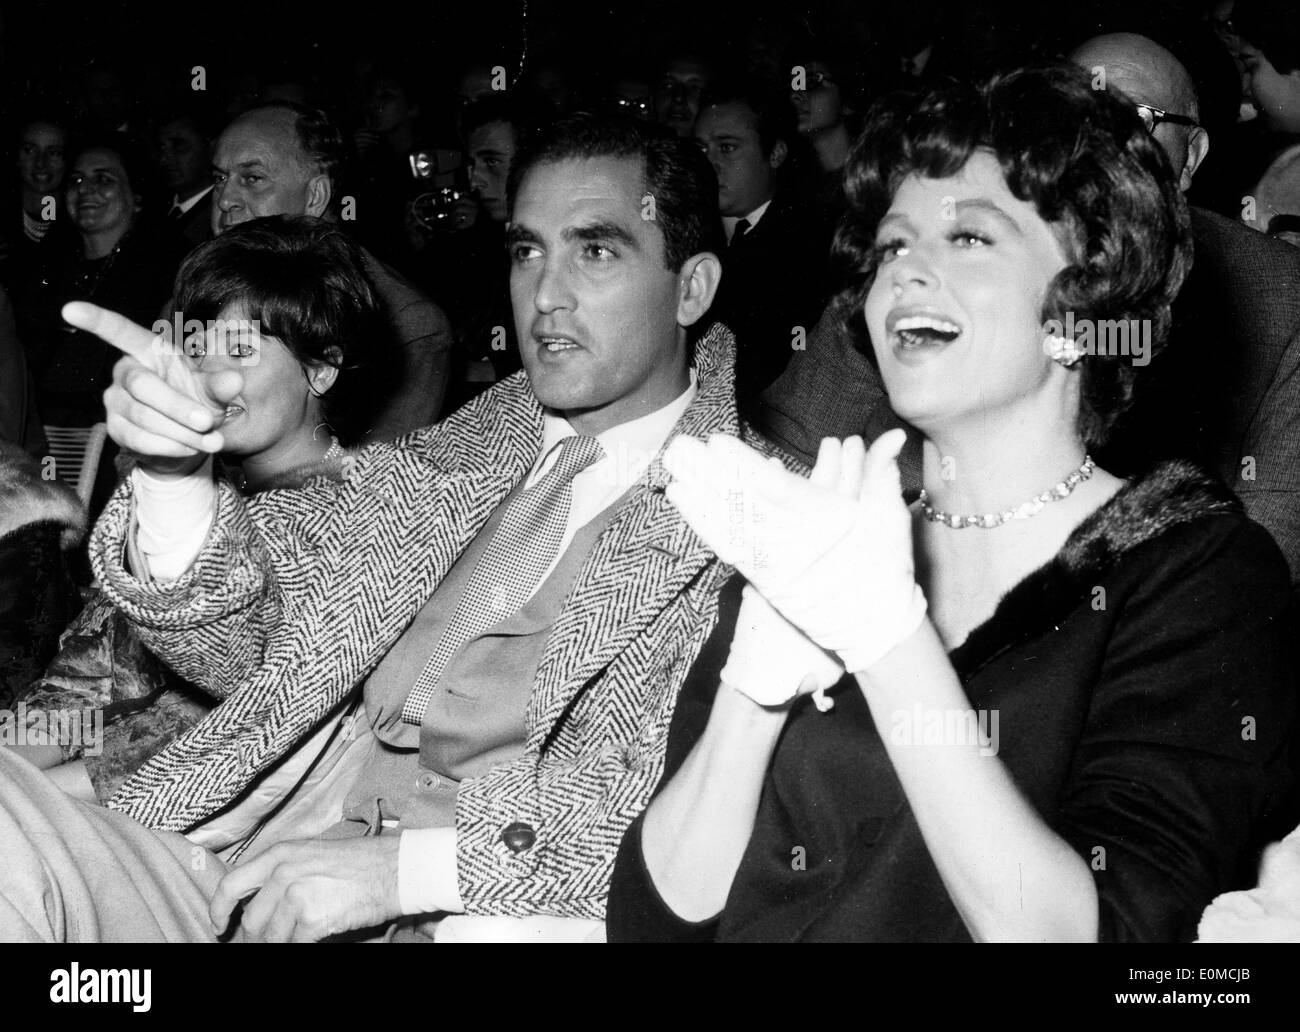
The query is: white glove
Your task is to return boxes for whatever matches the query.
[721,585,844,708]
[664,430,926,673]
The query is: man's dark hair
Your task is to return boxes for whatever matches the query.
[155,102,222,144]
[697,78,797,159]
[461,94,542,150]
[507,112,723,271]
[173,215,395,445]
[239,100,345,186]
[832,63,1192,448]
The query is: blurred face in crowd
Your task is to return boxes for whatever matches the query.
[864,150,1074,438]
[66,146,139,243]
[467,119,517,223]
[189,302,335,457]
[458,65,498,106]
[368,77,419,133]
[508,155,694,435]
[211,110,329,234]
[653,57,711,137]
[17,121,66,196]
[1236,38,1300,133]
[1069,34,1208,193]
[790,60,847,135]
[158,117,212,198]
[694,100,784,217]
[611,78,652,121]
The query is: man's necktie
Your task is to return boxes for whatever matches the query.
[167,204,184,220]
[400,434,605,725]
[730,218,751,247]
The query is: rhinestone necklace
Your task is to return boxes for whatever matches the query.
[918,456,1095,529]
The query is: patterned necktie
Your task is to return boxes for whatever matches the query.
[401,434,606,725]
[730,218,751,247]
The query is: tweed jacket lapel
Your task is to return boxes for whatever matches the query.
[530,322,741,738]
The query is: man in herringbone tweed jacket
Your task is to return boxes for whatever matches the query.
[0,115,798,942]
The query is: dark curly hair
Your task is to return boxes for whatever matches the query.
[173,215,395,445]
[831,63,1193,447]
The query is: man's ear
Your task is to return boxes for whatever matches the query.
[305,173,333,217]
[1181,126,1210,191]
[676,251,723,328]
[768,138,788,170]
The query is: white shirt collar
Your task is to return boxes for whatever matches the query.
[171,184,214,215]
[530,368,698,492]
[722,197,774,243]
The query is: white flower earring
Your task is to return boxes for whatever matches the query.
[1044,334,1083,367]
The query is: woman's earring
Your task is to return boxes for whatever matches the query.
[1045,334,1083,367]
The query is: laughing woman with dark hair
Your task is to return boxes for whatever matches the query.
[606,64,1297,943]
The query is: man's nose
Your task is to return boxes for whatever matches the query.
[468,163,488,193]
[532,256,576,312]
[216,179,239,210]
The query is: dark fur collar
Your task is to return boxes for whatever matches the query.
[0,440,86,548]
[950,460,1240,676]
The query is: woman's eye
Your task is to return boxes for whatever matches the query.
[951,231,991,248]
[872,239,908,262]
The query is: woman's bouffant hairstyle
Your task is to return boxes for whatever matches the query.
[831,63,1193,447]
[174,216,396,446]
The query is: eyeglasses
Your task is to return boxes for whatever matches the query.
[1134,102,1199,134]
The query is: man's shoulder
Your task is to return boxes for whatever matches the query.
[1191,206,1300,294]
[358,245,446,324]
[739,421,810,476]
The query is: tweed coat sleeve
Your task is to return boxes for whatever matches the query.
[451,558,734,920]
[449,425,785,920]
[89,468,349,699]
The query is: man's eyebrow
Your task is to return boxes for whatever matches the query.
[505,224,541,246]
[564,220,639,250]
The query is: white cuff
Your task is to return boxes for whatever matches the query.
[131,459,216,581]
[397,826,463,916]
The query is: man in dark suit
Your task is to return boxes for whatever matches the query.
[695,81,832,407]
[156,111,215,253]
[757,36,1300,590]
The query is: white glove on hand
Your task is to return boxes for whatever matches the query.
[664,430,926,673]
[721,585,844,708]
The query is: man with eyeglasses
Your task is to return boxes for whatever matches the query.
[1071,33,1210,191]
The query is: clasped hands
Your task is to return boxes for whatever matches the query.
[662,429,927,708]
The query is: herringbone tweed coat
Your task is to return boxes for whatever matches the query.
[90,323,783,918]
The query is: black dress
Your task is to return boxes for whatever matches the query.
[607,461,1299,942]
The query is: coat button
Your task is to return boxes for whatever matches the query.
[415,770,442,791]
[501,822,536,853]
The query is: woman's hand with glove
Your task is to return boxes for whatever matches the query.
[664,429,926,674]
